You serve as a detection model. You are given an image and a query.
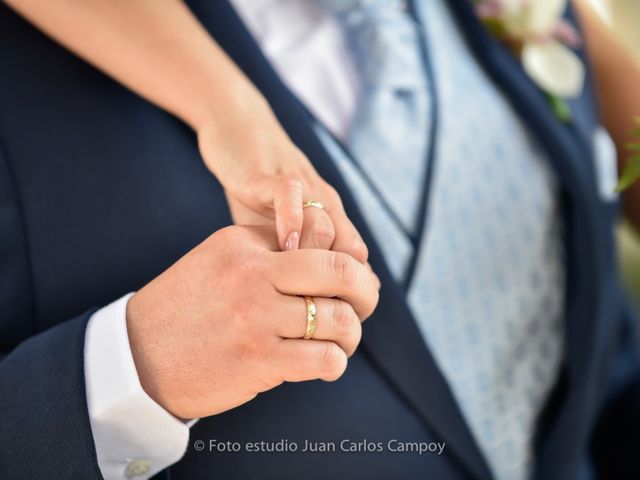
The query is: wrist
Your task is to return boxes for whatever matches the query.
[125,290,170,413]
[190,79,269,134]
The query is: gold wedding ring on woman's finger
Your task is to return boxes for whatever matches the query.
[303,296,317,340]
[303,200,324,210]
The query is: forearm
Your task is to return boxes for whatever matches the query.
[575,0,640,226]
[4,0,261,131]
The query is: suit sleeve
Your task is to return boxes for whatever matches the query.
[0,312,105,480]
[0,135,103,478]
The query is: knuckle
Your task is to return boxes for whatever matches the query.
[345,321,363,357]
[231,306,264,357]
[253,350,283,388]
[239,337,266,365]
[330,253,359,285]
[280,177,303,195]
[333,301,355,332]
[232,300,257,332]
[323,184,342,205]
[319,342,347,381]
[349,240,369,263]
[211,225,240,246]
[362,288,380,321]
[230,287,271,332]
[210,228,268,278]
[313,216,336,247]
[223,262,255,289]
[233,250,268,278]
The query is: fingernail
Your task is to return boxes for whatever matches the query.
[284,231,300,251]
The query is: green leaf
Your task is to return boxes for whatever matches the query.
[616,155,640,192]
[546,95,572,123]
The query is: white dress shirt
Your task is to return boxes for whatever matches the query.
[231,0,360,139]
[84,2,357,479]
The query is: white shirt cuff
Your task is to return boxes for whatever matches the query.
[84,293,191,480]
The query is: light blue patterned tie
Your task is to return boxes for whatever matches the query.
[320,0,430,235]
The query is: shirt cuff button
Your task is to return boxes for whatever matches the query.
[125,459,151,478]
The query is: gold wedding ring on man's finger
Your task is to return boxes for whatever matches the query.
[303,296,317,340]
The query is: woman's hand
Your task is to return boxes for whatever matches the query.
[197,88,369,263]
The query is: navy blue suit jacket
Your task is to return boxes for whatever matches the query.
[1,1,639,479]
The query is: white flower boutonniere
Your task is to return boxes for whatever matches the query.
[475,0,585,122]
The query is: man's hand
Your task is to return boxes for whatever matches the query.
[126,224,380,420]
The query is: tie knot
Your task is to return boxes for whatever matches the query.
[319,0,425,90]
